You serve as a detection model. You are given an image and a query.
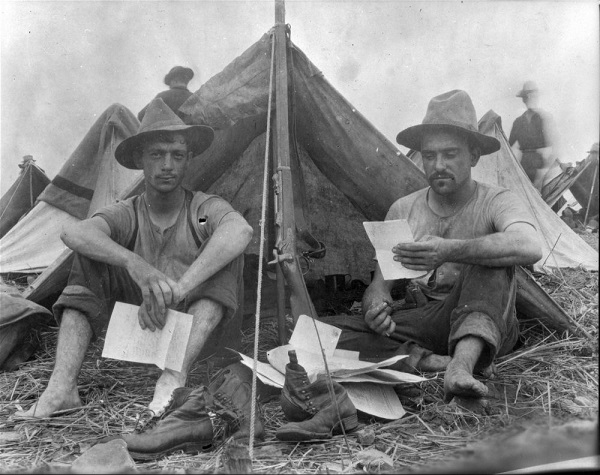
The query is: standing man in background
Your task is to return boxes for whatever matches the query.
[138,66,195,122]
[509,81,561,192]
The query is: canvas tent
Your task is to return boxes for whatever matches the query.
[568,150,599,219]
[541,149,599,212]
[0,105,140,275]
[0,158,50,239]
[1,29,593,336]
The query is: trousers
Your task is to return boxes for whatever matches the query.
[320,265,519,372]
[53,252,244,358]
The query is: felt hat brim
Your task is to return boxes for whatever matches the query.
[115,125,214,170]
[396,123,500,156]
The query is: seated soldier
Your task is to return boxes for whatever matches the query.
[324,90,542,402]
[15,98,253,418]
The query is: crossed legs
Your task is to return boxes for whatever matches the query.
[15,299,223,419]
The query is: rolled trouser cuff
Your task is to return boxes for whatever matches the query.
[449,311,503,371]
[53,284,109,340]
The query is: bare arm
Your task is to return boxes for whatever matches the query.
[176,214,253,298]
[361,264,397,336]
[61,216,138,268]
[61,217,179,331]
[393,222,542,270]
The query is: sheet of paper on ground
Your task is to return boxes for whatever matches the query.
[344,383,406,419]
[102,302,194,372]
[363,219,429,280]
[239,315,427,419]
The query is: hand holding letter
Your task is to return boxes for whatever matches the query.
[126,255,182,331]
[393,235,449,271]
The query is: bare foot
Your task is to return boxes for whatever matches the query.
[444,358,488,402]
[14,386,82,419]
[417,354,452,372]
[478,363,497,379]
[148,368,186,417]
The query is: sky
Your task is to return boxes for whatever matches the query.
[1,0,598,194]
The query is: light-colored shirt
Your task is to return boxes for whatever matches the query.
[385,182,536,300]
[93,190,240,281]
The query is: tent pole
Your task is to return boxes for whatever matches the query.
[272,0,317,343]
[583,161,598,225]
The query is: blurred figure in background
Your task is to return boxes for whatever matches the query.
[509,81,562,192]
[138,66,194,122]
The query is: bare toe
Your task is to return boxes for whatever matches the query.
[444,365,488,402]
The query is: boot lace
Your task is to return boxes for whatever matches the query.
[132,390,178,433]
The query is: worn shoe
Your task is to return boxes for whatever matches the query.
[116,386,214,460]
[208,362,265,441]
[276,371,358,441]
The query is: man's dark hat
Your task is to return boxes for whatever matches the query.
[396,90,500,156]
[164,66,194,86]
[115,98,214,170]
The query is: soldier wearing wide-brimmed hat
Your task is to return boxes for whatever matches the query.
[323,90,542,404]
[138,66,196,122]
[509,81,560,191]
[15,98,253,424]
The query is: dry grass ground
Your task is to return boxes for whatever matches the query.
[0,234,598,473]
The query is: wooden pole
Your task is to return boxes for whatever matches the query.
[272,0,317,344]
[583,161,598,225]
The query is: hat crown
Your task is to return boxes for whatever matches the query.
[517,80,538,97]
[521,80,537,92]
[114,98,214,169]
[164,66,194,85]
[422,89,478,133]
[138,98,187,134]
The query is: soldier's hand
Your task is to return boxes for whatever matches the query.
[138,293,166,331]
[127,256,179,330]
[393,235,448,270]
[364,301,395,336]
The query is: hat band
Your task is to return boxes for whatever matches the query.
[422,119,478,133]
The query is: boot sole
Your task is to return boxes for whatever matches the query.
[276,413,359,442]
[128,441,214,461]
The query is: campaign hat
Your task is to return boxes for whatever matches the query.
[396,90,500,155]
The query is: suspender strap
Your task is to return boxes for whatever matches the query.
[185,189,202,249]
[126,196,140,251]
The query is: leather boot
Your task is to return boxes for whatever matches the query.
[276,375,358,441]
[208,362,265,441]
[119,386,214,460]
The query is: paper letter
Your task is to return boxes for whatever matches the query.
[363,219,428,280]
[102,302,193,371]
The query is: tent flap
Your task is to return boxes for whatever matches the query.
[0,161,50,239]
[37,104,140,219]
